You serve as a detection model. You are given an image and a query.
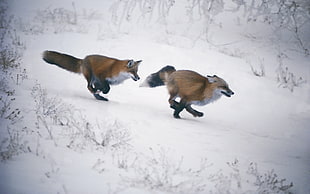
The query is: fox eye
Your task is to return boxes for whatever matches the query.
[221,86,228,89]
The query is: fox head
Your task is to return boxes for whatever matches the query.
[207,75,234,97]
[127,60,142,81]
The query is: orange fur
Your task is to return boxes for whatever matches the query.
[43,50,141,101]
[142,66,234,118]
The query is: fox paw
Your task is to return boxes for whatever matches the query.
[173,113,181,119]
[93,94,108,101]
[195,112,204,117]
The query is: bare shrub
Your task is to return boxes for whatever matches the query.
[110,0,176,27]
[33,3,78,34]
[231,0,310,55]
[30,83,132,151]
[121,148,294,193]
[109,0,224,41]
[0,2,25,72]
[250,64,265,77]
[0,0,27,161]
[113,148,137,170]
[276,65,306,92]
[0,91,17,121]
[16,3,79,34]
[66,119,132,151]
[186,0,224,40]
[276,53,306,92]
[0,127,30,161]
[247,162,293,193]
[18,3,105,35]
[101,121,132,149]
[31,83,76,145]
[248,58,266,77]
[123,147,210,193]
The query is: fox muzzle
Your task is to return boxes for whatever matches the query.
[221,90,234,97]
[132,75,140,81]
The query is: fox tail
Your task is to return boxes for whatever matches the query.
[42,50,82,73]
[140,65,176,87]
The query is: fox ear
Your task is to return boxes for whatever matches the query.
[207,75,217,83]
[127,60,134,68]
[136,60,142,65]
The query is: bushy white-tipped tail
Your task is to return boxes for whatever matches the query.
[139,76,152,87]
[140,65,176,88]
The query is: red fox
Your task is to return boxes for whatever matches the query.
[141,66,234,118]
[42,50,142,101]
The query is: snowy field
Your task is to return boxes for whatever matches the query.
[1,0,310,193]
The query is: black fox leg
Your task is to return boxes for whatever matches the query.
[87,83,96,93]
[170,100,179,110]
[173,103,185,119]
[93,80,110,101]
[168,94,179,110]
[172,99,188,119]
[90,77,110,101]
[85,74,96,94]
[185,105,204,117]
[168,95,186,118]
[99,80,110,94]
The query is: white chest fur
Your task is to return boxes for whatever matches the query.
[190,89,223,106]
[106,72,131,85]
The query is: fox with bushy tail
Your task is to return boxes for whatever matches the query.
[42,50,142,101]
[140,66,234,118]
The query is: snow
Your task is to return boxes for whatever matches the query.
[1,0,310,193]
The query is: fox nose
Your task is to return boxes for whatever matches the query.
[132,75,140,81]
[231,91,234,95]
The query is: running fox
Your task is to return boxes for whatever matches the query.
[141,66,234,118]
[42,50,142,101]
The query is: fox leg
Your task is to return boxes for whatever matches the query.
[92,80,110,101]
[92,78,110,101]
[85,74,109,101]
[87,80,96,94]
[97,80,110,94]
[168,94,179,110]
[173,99,187,119]
[173,105,185,118]
[185,105,204,117]
[168,93,186,118]
[84,70,97,94]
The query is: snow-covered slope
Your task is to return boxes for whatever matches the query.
[1,0,309,193]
